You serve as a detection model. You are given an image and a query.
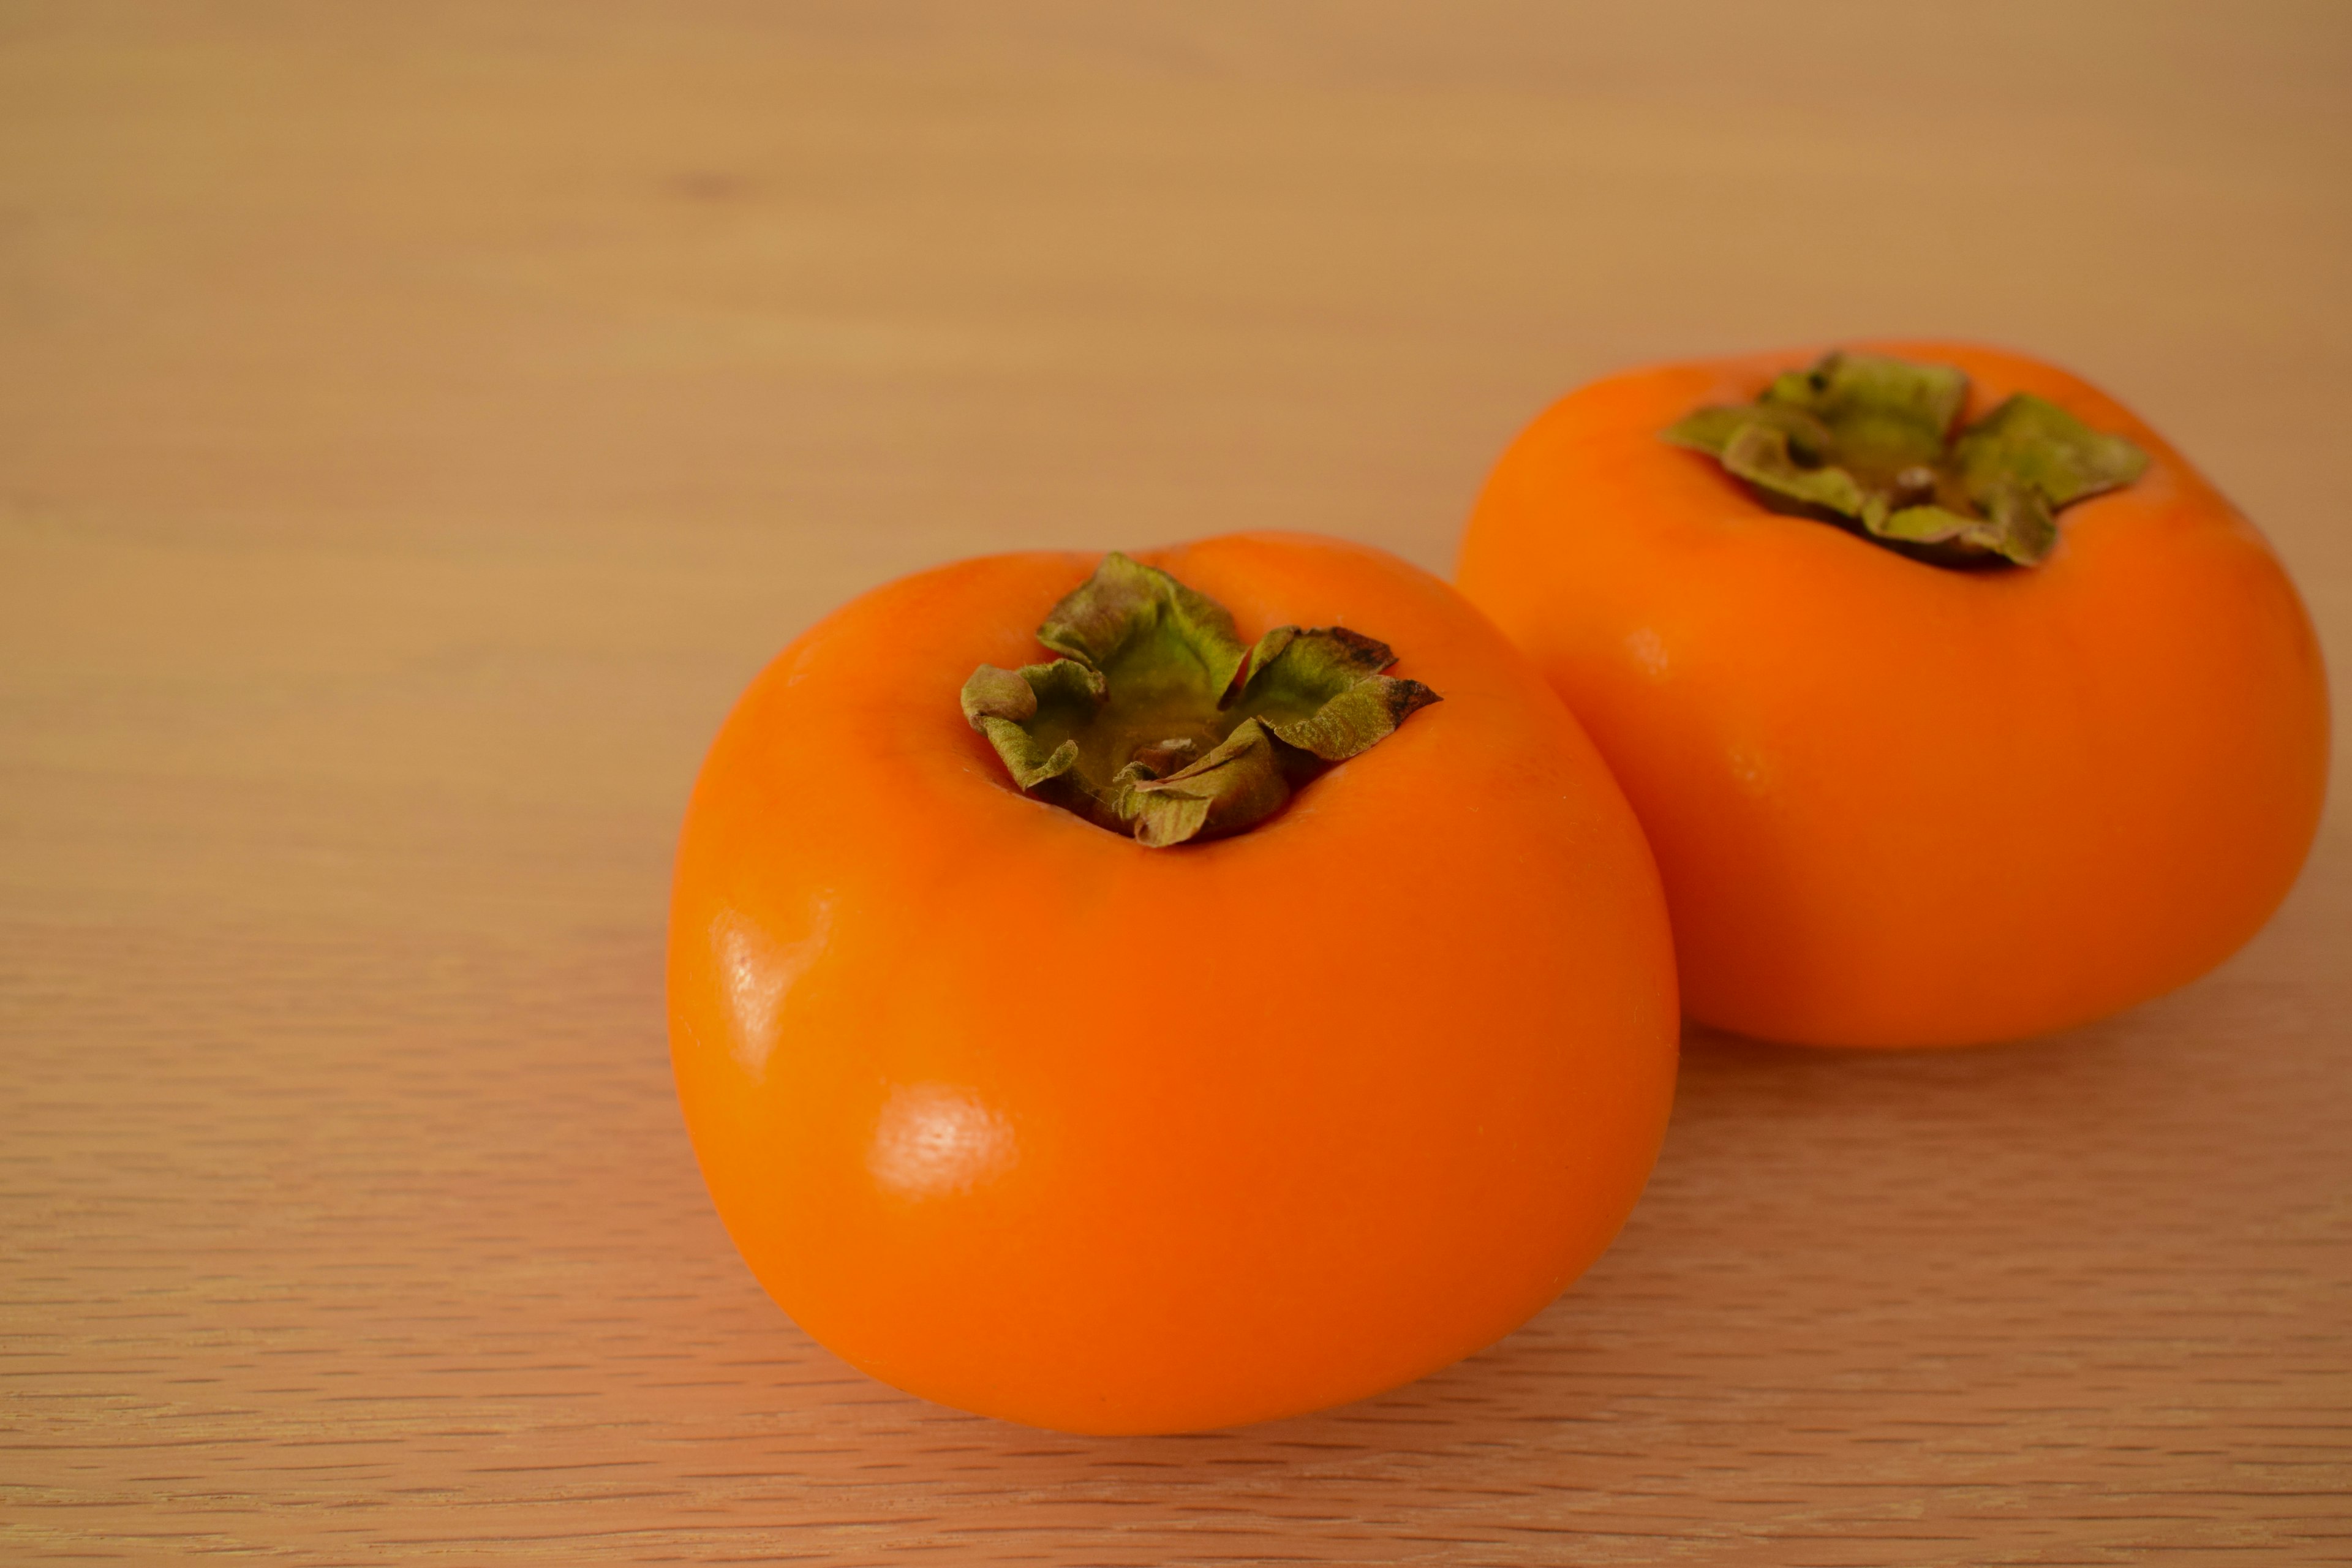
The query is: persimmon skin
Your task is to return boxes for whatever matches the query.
[667,532,1678,1434]
[1457,342,2329,1049]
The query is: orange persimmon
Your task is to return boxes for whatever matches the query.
[1457,342,2329,1049]
[667,532,1678,1434]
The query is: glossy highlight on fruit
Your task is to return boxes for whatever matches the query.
[1457,342,2329,1049]
[667,532,1679,1433]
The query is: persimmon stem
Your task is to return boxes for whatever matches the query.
[962,554,1439,847]
[1664,351,2149,567]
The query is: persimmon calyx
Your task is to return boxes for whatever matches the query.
[961,552,1440,847]
[1664,350,2149,566]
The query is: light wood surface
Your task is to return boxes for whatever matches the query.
[6,4,2348,1562]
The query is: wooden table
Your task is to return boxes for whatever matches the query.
[6,5,2346,1561]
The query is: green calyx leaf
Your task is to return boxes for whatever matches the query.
[1664,350,2149,567]
[960,554,1440,847]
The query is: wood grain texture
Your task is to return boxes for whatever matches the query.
[4,3,2347,1562]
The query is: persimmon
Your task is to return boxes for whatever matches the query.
[1457,342,2329,1049]
[667,532,1678,1434]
